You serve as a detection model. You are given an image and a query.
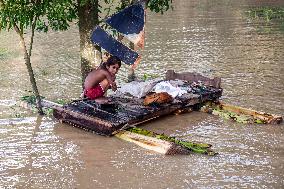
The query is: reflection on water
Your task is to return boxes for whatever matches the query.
[0,117,82,188]
[0,0,283,188]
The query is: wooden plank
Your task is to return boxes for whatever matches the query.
[53,105,124,136]
[166,70,221,88]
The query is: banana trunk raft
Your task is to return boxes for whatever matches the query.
[116,127,217,156]
[200,101,282,124]
[20,70,282,155]
[20,98,218,155]
[53,71,223,136]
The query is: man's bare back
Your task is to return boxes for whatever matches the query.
[84,69,116,91]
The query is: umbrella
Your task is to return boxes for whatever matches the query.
[105,3,145,48]
[91,26,139,65]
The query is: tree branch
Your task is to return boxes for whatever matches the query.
[0,0,4,7]
[13,24,24,38]
[29,17,38,57]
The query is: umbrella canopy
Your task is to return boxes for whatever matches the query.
[91,2,146,65]
[105,4,144,35]
[91,26,139,65]
[105,3,145,48]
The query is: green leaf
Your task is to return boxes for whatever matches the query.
[0,0,77,32]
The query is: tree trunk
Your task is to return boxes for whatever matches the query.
[20,40,44,115]
[24,55,44,115]
[14,25,44,115]
[78,0,101,85]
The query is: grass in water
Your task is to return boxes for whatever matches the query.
[246,7,284,32]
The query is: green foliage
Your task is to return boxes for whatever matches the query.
[146,0,173,14]
[207,104,267,124]
[247,7,284,22]
[245,7,284,33]
[0,0,77,33]
[212,109,250,124]
[55,99,70,105]
[142,73,159,81]
[20,95,55,116]
[0,47,8,59]
[0,0,173,35]
[44,108,54,116]
[21,95,45,104]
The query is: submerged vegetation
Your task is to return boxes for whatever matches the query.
[247,7,284,21]
[0,47,18,60]
[246,7,284,32]
[0,47,7,59]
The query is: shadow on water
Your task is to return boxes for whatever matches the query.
[0,0,284,188]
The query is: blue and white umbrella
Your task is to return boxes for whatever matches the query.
[91,2,145,65]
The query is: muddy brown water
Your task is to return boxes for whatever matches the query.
[0,0,283,188]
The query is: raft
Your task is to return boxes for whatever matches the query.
[53,70,223,136]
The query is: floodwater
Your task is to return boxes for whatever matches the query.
[0,0,284,188]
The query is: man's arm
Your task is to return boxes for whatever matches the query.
[102,70,117,91]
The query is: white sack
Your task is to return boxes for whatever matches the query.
[116,79,161,98]
[153,81,187,98]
